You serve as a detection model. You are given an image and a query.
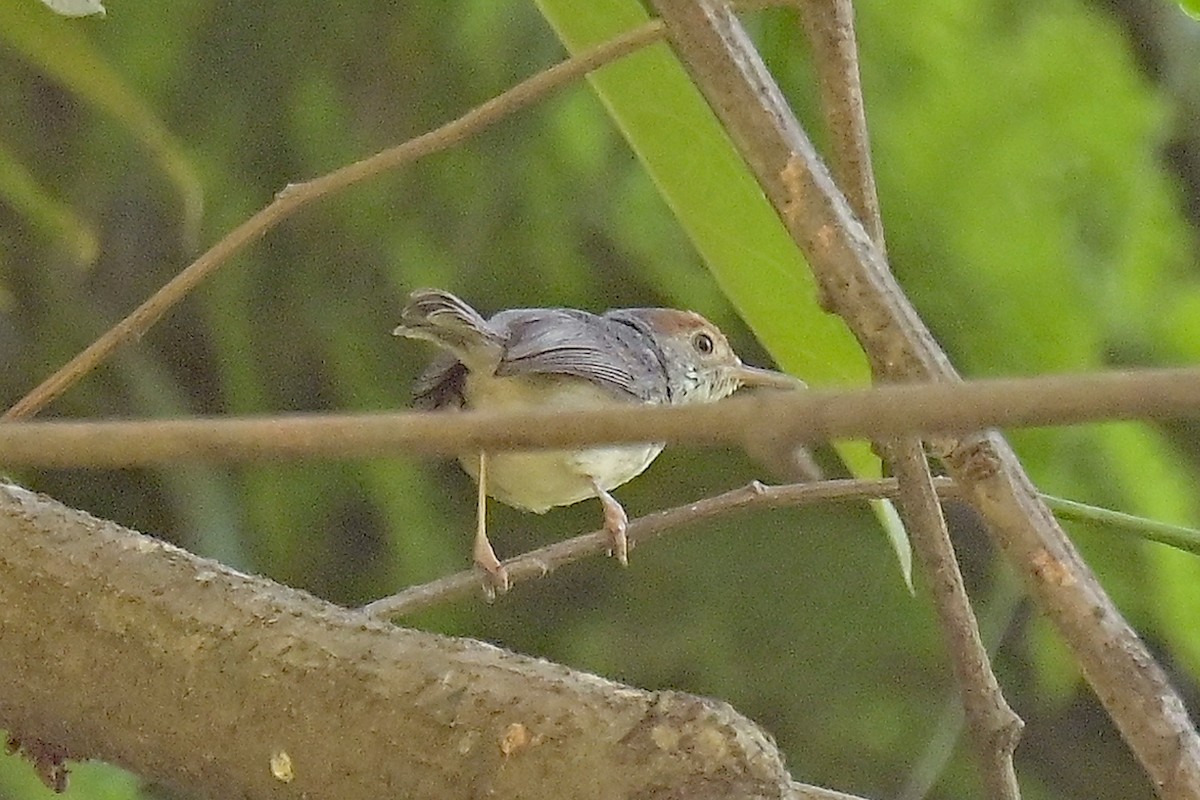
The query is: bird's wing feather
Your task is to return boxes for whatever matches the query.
[394,289,504,372]
[492,309,667,402]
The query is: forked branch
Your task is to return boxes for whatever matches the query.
[798,1,1020,794]
[648,1,1200,796]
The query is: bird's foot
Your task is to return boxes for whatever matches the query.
[593,484,629,567]
[473,533,510,599]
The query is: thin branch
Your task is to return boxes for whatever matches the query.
[1,20,666,422]
[799,0,1021,793]
[1044,494,1200,555]
[888,437,1023,800]
[887,440,1022,799]
[1,367,1198,467]
[367,473,1191,621]
[646,1,1200,796]
[899,573,1026,800]
[788,785,874,800]
[362,477,940,618]
[797,0,885,250]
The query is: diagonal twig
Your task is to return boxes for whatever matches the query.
[646,1,1200,796]
[362,472,1191,623]
[796,0,886,252]
[2,20,665,422]
[888,439,1022,798]
[798,1,1021,794]
[362,477,947,618]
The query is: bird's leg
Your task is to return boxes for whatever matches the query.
[474,452,509,596]
[591,479,629,566]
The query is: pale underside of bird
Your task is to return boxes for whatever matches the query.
[394,288,801,593]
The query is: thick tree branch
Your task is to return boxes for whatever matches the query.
[1,367,1197,467]
[646,1,1200,796]
[0,480,864,800]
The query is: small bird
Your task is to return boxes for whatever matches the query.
[394,289,801,592]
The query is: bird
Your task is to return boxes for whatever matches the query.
[394,288,802,593]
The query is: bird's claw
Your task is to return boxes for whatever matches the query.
[596,489,630,567]
[473,523,510,598]
[476,562,510,601]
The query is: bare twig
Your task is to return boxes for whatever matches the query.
[799,0,1021,793]
[888,440,1022,798]
[797,0,885,251]
[788,785,874,800]
[899,573,1025,800]
[1,20,665,422]
[646,1,1200,796]
[362,477,945,618]
[363,476,1200,619]
[366,473,1187,623]
[1,367,1197,467]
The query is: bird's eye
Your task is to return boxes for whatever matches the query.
[692,331,715,355]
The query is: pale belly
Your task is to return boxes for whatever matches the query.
[459,443,665,513]
[458,372,665,512]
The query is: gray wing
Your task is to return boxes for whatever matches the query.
[491,308,669,403]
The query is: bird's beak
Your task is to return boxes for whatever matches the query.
[730,364,806,391]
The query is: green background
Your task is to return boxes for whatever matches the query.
[2,1,1200,798]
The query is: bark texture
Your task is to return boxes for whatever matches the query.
[0,481,812,800]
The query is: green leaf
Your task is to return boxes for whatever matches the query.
[532,1,911,588]
[1,0,202,244]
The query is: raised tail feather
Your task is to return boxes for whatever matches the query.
[393,289,504,371]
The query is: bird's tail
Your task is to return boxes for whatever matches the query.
[394,289,504,371]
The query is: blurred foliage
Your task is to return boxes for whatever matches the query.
[0,0,202,248]
[1,1,1198,799]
